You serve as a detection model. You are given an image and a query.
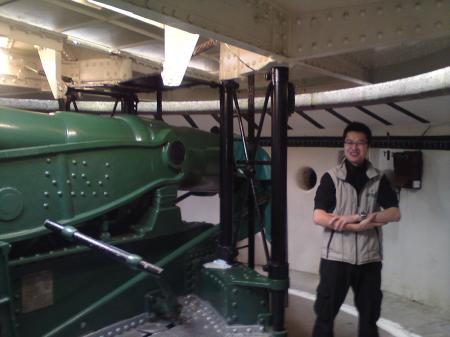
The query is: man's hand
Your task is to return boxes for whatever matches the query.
[328,214,359,231]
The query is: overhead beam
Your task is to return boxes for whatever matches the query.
[87,0,289,57]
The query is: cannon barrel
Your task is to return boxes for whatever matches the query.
[0,107,219,242]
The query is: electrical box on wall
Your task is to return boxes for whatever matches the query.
[393,151,423,189]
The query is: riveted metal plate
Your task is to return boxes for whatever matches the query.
[83,295,270,337]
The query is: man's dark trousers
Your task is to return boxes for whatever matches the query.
[312,259,382,337]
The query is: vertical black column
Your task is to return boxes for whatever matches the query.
[269,67,289,332]
[218,81,235,263]
[247,74,256,269]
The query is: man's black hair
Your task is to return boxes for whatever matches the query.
[343,122,372,144]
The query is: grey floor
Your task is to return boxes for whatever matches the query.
[286,269,450,337]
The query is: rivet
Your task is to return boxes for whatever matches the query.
[343,37,349,44]
[71,173,76,178]
[66,180,71,185]
[359,9,366,17]
[105,162,110,167]
[435,0,442,7]
[342,11,349,20]
[52,180,57,185]
[104,191,108,196]
[57,191,63,196]
[396,4,402,12]
[72,160,77,165]
[377,7,384,14]
[415,24,422,32]
[82,161,87,166]
[377,31,383,39]
[46,158,51,163]
[282,34,287,40]
[71,191,76,196]
[415,2,421,9]
[297,45,303,52]
[434,21,443,29]
[326,14,332,21]
[396,28,403,35]
[92,191,97,196]
[359,34,367,42]
[86,181,91,186]
[43,203,49,209]
[310,16,317,24]
[327,40,333,47]
[44,191,49,197]
[98,181,103,186]
[80,191,85,196]
[81,173,87,179]
[45,171,50,177]
[296,18,302,25]
[312,42,317,49]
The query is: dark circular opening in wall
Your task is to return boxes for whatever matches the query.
[296,166,317,191]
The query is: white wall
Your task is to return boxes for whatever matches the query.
[287,147,450,313]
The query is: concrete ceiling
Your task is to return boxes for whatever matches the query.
[0,0,448,135]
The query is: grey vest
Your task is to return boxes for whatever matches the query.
[321,160,383,265]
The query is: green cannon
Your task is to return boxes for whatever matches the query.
[0,107,282,337]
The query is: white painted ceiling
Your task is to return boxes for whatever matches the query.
[0,0,448,135]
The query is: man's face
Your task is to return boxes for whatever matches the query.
[344,131,369,166]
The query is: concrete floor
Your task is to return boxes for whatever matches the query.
[286,269,450,337]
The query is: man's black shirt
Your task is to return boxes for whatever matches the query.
[314,160,399,212]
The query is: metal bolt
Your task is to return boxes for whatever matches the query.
[105,174,110,180]
[92,191,97,196]
[44,171,50,177]
[81,173,86,179]
[98,181,103,186]
[66,180,71,185]
[72,160,77,165]
[82,161,87,166]
[43,203,49,209]
[44,191,49,197]
[57,191,63,196]
[80,191,85,196]
[105,162,110,167]
[86,181,91,186]
[71,173,76,178]
[71,191,76,196]
[104,191,108,196]
[46,158,51,163]
[52,180,57,185]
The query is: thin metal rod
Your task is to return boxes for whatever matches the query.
[295,110,324,129]
[233,90,270,265]
[325,108,352,124]
[256,83,273,147]
[247,74,256,269]
[356,106,392,125]
[387,102,430,123]
[182,114,199,128]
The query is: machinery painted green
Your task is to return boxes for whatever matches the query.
[0,107,283,337]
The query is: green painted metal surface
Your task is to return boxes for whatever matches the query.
[0,107,277,337]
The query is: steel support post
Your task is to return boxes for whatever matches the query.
[156,89,163,120]
[247,74,256,269]
[218,82,236,263]
[269,67,289,333]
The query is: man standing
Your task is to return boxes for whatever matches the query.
[312,122,401,337]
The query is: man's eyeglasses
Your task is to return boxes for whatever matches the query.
[344,140,368,146]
